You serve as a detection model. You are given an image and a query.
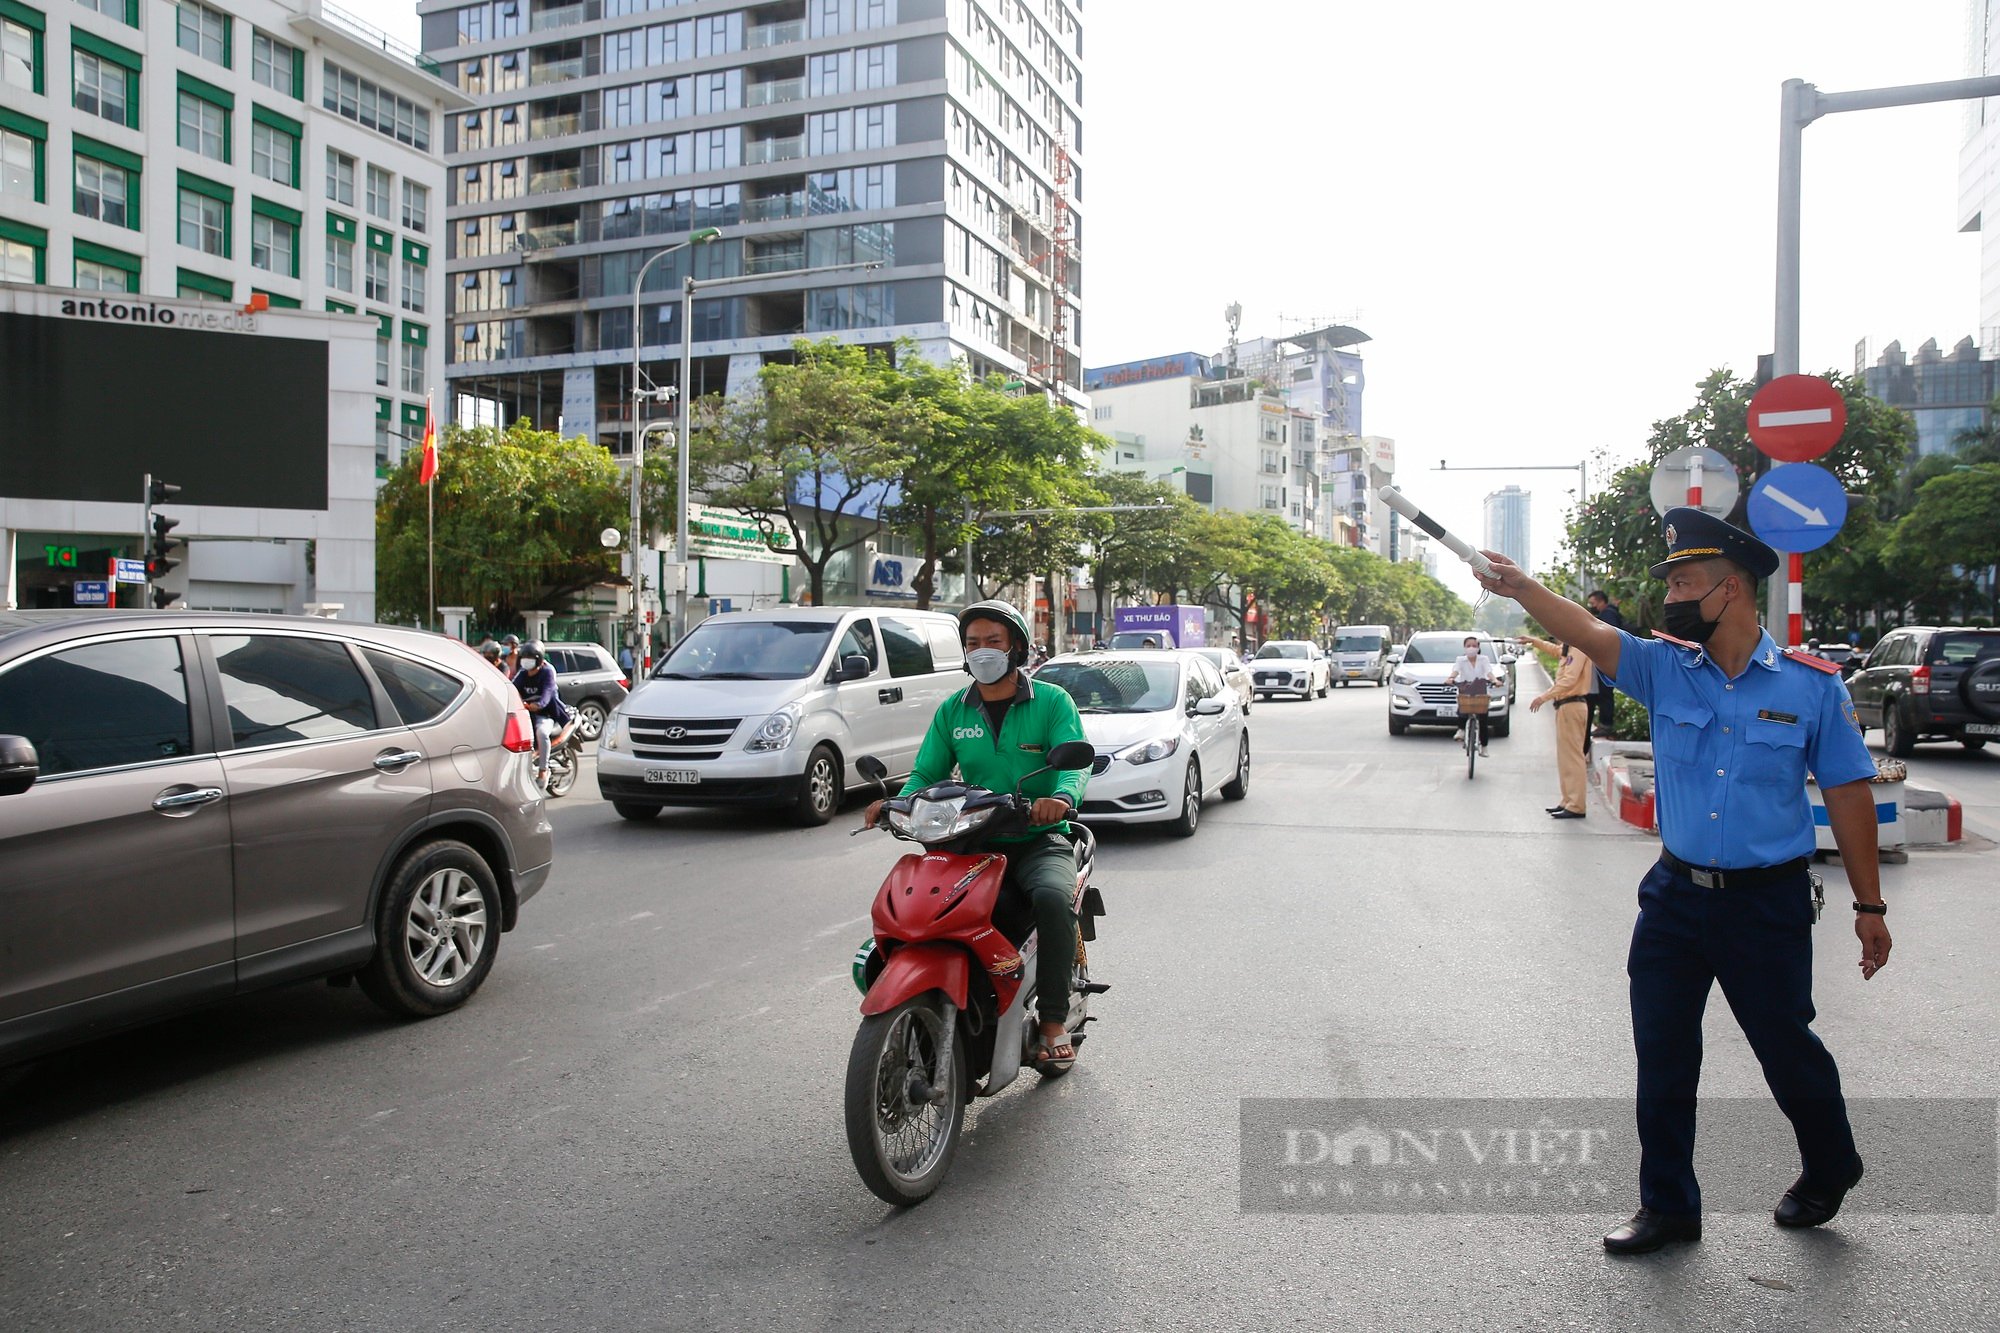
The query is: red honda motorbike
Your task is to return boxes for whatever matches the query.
[844,742,1105,1206]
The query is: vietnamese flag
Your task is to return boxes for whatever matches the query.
[417,396,438,485]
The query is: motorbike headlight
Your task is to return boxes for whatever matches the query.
[744,701,803,752]
[907,794,968,841]
[887,807,914,834]
[1393,672,1417,686]
[1121,734,1183,765]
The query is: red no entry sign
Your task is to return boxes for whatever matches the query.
[1747,374,1845,462]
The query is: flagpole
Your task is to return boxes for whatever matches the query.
[425,392,436,633]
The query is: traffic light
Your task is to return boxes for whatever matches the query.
[148,478,182,507]
[152,586,181,609]
[147,511,183,580]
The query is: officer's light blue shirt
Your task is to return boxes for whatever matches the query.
[1607,628,1877,868]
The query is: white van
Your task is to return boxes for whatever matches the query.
[1332,624,1393,687]
[595,607,967,825]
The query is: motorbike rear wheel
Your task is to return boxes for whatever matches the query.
[844,994,966,1206]
[544,741,578,797]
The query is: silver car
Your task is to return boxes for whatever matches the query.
[0,611,555,1066]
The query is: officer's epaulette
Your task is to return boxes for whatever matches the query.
[1782,646,1843,674]
[1649,630,1703,651]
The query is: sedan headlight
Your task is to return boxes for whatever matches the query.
[1392,672,1417,686]
[1120,734,1183,765]
[892,796,998,842]
[744,701,803,752]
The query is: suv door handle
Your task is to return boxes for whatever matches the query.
[878,687,903,705]
[153,786,224,813]
[373,750,425,770]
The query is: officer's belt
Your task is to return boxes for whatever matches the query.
[1660,850,1808,890]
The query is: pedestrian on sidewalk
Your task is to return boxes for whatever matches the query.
[1472,506,1891,1258]
[1524,633,1594,819]
[1588,590,1626,738]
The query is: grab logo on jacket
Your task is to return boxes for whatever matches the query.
[952,726,985,741]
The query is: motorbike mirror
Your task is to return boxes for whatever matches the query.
[855,754,890,788]
[1048,740,1097,772]
[0,735,39,797]
[838,654,872,682]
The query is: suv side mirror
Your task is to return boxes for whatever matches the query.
[1500,654,1518,666]
[837,654,872,681]
[1048,739,1097,771]
[0,735,39,797]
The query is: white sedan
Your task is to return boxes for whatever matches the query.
[1249,641,1331,700]
[1034,650,1249,837]
[1190,646,1254,715]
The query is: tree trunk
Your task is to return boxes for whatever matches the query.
[913,511,938,610]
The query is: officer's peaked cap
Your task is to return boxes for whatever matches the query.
[1649,506,1780,581]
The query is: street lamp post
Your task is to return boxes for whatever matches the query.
[673,258,884,638]
[628,227,721,671]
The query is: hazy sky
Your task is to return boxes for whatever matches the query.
[358,0,1980,600]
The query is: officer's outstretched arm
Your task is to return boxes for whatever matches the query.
[1474,552,1622,678]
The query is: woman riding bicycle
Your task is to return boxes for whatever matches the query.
[1444,636,1502,757]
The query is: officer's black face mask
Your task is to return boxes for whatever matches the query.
[1661,578,1729,643]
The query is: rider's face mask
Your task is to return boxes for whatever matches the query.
[964,648,1012,685]
[518,656,539,671]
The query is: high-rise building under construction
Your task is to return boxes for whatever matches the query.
[418,0,1085,444]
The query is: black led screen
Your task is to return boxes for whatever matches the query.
[0,309,330,510]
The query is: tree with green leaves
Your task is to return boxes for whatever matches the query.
[1884,463,2000,623]
[879,351,1104,609]
[375,421,674,627]
[692,339,922,607]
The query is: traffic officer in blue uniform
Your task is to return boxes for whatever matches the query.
[1473,506,1892,1254]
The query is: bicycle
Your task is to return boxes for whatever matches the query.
[1457,690,1491,780]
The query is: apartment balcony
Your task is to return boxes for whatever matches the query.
[744,135,805,165]
[745,77,807,108]
[529,57,585,85]
[744,248,805,275]
[529,113,581,140]
[529,2,585,31]
[518,221,578,250]
[742,192,806,223]
[746,20,805,48]
[528,167,581,194]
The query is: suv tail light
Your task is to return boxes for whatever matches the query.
[618,677,630,690]
[1911,664,1931,696]
[502,706,536,752]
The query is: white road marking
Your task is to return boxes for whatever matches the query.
[628,910,656,921]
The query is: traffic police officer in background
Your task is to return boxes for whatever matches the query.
[1473,506,1892,1255]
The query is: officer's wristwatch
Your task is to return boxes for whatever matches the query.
[1853,901,1887,915]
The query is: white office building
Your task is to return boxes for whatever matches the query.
[1,0,462,611]
[1482,483,1530,571]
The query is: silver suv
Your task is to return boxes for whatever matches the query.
[0,611,555,1066]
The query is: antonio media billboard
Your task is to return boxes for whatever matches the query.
[0,304,330,510]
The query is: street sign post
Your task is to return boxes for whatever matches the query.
[1747,462,1848,647]
[112,557,147,584]
[72,580,110,606]
[1650,446,1740,518]
[1747,374,1845,462]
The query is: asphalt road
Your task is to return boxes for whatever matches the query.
[4,673,1996,1332]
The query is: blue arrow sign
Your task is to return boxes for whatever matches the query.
[1747,462,1847,553]
[72,580,111,606]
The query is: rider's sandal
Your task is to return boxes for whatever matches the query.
[1034,1032,1076,1072]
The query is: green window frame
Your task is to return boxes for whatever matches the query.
[175,266,231,301]
[365,224,392,254]
[71,30,141,130]
[326,210,357,241]
[177,168,232,258]
[175,0,229,69]
[249,105,300,189]
[249,29,300,99]
[176,70,232,164]
[326,299,355,313]
[74,133,141,230]
[400,402,426,431]
[250,196,300,278]
[374,312,393,339]
[73,237,139,291]
[0,214,47,282]
[0,104,46,204]
[401,237,428,266]
[253,289,300,308]
[1,0,45,97]
[401,321,427,347]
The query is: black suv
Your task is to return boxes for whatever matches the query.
[545,642,629,742]
[1847,626,2000,756]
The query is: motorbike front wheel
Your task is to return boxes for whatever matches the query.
[544,743,578,797]
[844,995,966,1206]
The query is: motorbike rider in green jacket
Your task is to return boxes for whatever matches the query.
[865,600,1091,1068]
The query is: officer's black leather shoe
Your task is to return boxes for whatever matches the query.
[1774,1160,1863,1228]
[1602,1208,1702,1254]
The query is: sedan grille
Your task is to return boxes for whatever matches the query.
[630,717,741,760]
[1090,754,1112,776]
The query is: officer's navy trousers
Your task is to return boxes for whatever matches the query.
[1628,859,1862,1216]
